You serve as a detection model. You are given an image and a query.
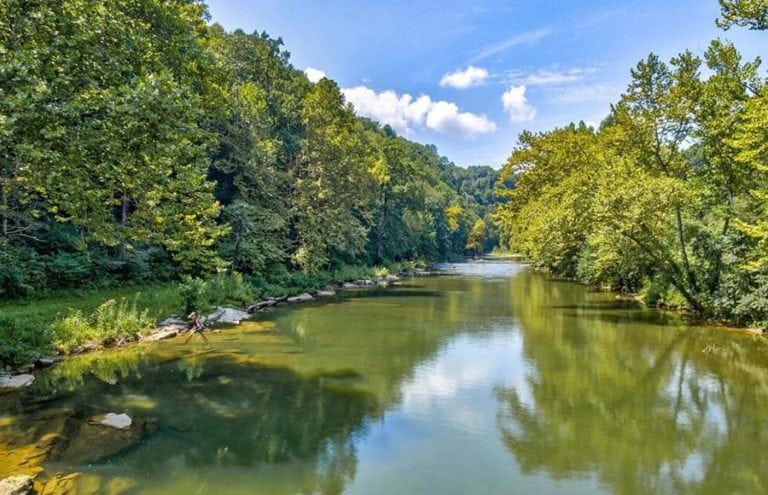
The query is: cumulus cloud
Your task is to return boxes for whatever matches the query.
[304,67,326,83]
[471,29,550,63]
[440,65,489,89]
[501,85,537,122]
[342,86,497,136]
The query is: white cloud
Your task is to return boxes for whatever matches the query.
[502,85,537,122]
[440,65,489,89]
[511,67,596,86]
[471,29,550,63]
[304,67,326,83]
[342,86,497,136]
[554,83,620,103]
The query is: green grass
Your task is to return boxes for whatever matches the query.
[0,283,183,331]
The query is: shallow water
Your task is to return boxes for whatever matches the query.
[2,262,768,494]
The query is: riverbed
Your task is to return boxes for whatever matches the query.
[2,262,767,494]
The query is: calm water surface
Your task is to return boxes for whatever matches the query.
[2,262,768,494]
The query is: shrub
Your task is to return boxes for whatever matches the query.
[206,271,257,307]
[0,314,53,369]
[179,276,208,315]
[51,298,155,353]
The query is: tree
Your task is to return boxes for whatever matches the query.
[717,0,768,30]
[291,79,375,273]
[465,219,486,256]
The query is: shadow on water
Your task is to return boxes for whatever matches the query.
[1,350,381,494]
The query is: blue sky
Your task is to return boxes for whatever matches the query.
[206,0,767,168]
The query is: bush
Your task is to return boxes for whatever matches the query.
[331,265,376,282]
[179,276,208,315]
[0,315,53,369]
[206,271,257,307]
[51,298,155,353]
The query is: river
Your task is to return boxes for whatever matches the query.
[2,262,768,494]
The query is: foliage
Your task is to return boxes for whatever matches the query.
[51,298,155,353]
[179,276,209,315]
[495,17,768,325]
[0,314,53,369]
[717,0,768,30]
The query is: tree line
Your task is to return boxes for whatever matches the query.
[0,0,499,299]
[495,0,768,326]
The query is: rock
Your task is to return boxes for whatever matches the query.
[158,317,186,327]
[206,307,251,325]
[385,274,400,282]
[377,280,389,288]
[287,293,314,303]
[342,282,357,289]
[34,357,61,369]
[0,374,34,389]
[247,299,277,313]
[143,329,179,342]
[354,279,375,286]
[0,475,34,495]
[316,290,336,297]
[100,413,133,430]
[53,415,157,465]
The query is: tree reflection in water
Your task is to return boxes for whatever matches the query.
[496,270,768,495]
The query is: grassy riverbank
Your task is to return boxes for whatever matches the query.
[0,263,421,370]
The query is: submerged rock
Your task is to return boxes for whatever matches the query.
[0,475,34,495]
[0,374,34,390]
[53,415,157,465]
[287,293,314,303]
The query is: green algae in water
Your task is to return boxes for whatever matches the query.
[2,262,768,494]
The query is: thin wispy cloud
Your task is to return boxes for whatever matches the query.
[553,83,620,103]
[508,67,597,86]
[342,86,497,137]
[470,29,551,63]
[440,65,489,89]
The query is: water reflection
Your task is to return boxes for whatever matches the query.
[497,269,768,495]
[1,263,767,494]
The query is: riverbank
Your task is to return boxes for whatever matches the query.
[0,263,433,382]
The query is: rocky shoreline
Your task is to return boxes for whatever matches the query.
[0,270,434,393]
[0,270,439,493]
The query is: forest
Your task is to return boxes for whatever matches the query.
[0,0,499,302]
[495,0,768,327]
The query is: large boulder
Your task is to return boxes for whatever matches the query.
[53,414,157,465]
[206,307,251,325]
[0,374,34,390]
[0,475,34,495]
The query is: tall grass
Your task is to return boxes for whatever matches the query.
[52,298,155,353]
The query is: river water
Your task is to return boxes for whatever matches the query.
[2,262,768,494]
